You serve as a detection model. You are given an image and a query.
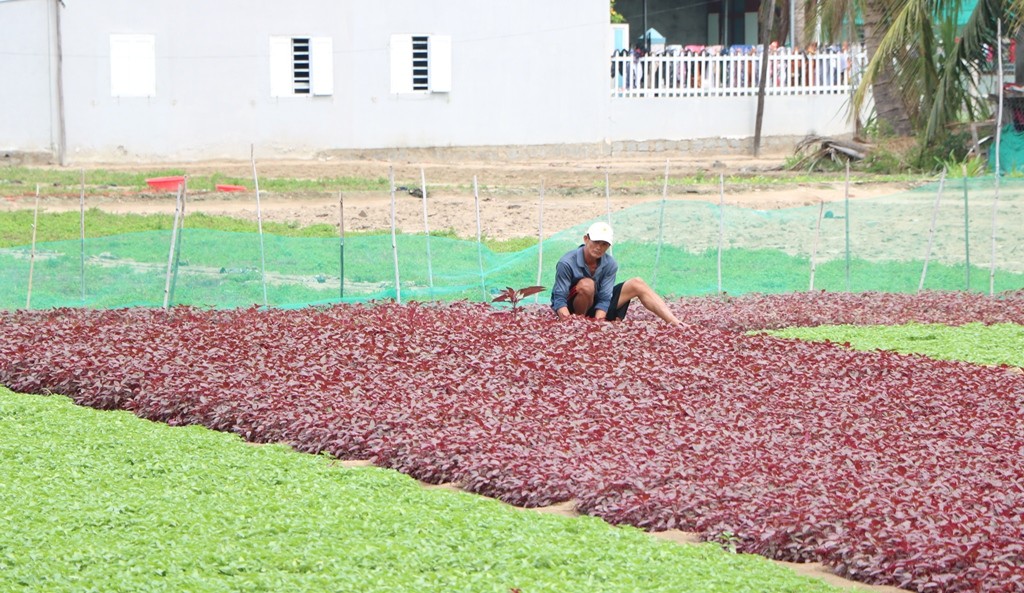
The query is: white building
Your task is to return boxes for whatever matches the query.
[0,0,854,164]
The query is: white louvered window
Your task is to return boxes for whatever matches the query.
[270,36,334,97]
[110,34,156,97]
[390,34,452,94]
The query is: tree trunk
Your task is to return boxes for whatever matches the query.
[862,0,914,135]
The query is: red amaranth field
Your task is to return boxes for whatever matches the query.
[2,291,1023,592]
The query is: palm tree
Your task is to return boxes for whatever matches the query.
[812,0,1015,145]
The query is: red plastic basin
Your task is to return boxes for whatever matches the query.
[215,184,247,192]
[145,176,185,191]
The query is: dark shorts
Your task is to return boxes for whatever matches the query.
[568,281,631,321]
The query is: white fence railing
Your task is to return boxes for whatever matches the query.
[611,51,867,98]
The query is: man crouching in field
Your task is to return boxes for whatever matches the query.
[551,222,682,326]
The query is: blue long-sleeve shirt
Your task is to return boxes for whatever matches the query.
[551,246,618,314]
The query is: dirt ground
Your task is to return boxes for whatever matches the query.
[2,154,921,240]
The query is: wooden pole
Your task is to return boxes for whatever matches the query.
[162,184,184,311]
[717,173,725,293]
[389,166,401,304]
[535,179,545,304]
[844,160,851,291]
[420,167,434,299]
[753,0,776,157]
[918,169,946,293]
[962,166,970,290]
[167,178,187,306]
[250,145,269,308]
[990,185,1001,296]
[809,200,824,291]
[26,186,40,310]
[79,169,86,304]
[605,171,613,255]
[344,191,348,301]
[651,160,668,291]
[474,175,487,301]
[991,18,1004,296]
[605,171,612,224]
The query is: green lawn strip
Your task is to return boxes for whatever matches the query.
[0,210,339,247]
[0,211,534,254]
[760,322,1024,368]
[0,166,388,196]
[0,388,844,593]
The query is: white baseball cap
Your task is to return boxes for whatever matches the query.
[586,221,614,245]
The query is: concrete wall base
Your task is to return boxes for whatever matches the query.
[314,135,831,164]
[1,151,57,167]
[6,135,852,166]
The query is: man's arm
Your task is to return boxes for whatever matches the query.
[550,260,574,318]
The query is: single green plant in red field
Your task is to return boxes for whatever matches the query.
[492,286,545,311]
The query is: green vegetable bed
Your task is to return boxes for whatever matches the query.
[0,388,839,593]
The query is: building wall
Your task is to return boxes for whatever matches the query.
[609,94,853,142]
[0,0,57,155]
[10,0,609,162]
[1,0,854,164]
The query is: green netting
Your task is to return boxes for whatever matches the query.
[2,177,1022,310]
[997,123,1024,174]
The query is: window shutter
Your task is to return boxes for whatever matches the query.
[110,34,156,97]
[390,34,413,93]
[429,35,452,93]
[310,37,334,96]
[269,36,293,97]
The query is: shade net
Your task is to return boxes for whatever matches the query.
[2,177,1021,311]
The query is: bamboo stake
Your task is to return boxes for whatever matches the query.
[162,184,184,311]
[79,169,86,304]
[389,166,401,304]
[994,18,1005,180]
[918,169,946,293]
[990,179,1000,296]
[605,171,612,224]
[844,160,851,291]
[651,160,668,291]
[605,171,613,255]
[167,178,187,306]
[26,186,40,310]
[809,200,824,291]
[717,173,725,293]
[474,175,487,301]
[991,18,1004,296]
[250,145,269,308]
[535,179,545,304]
[962,166,970,290]
[344,191,348,301]
[420,167,434,299]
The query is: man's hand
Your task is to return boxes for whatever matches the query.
[556,306,571,320]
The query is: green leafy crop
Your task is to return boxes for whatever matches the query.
[0,388,840,593]
[762,322,1024,368]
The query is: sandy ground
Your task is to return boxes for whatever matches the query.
[2,154,921,241]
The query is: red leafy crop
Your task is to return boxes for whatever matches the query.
[2,291,1024,592]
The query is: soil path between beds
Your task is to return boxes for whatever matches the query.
[3,155,921,242]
